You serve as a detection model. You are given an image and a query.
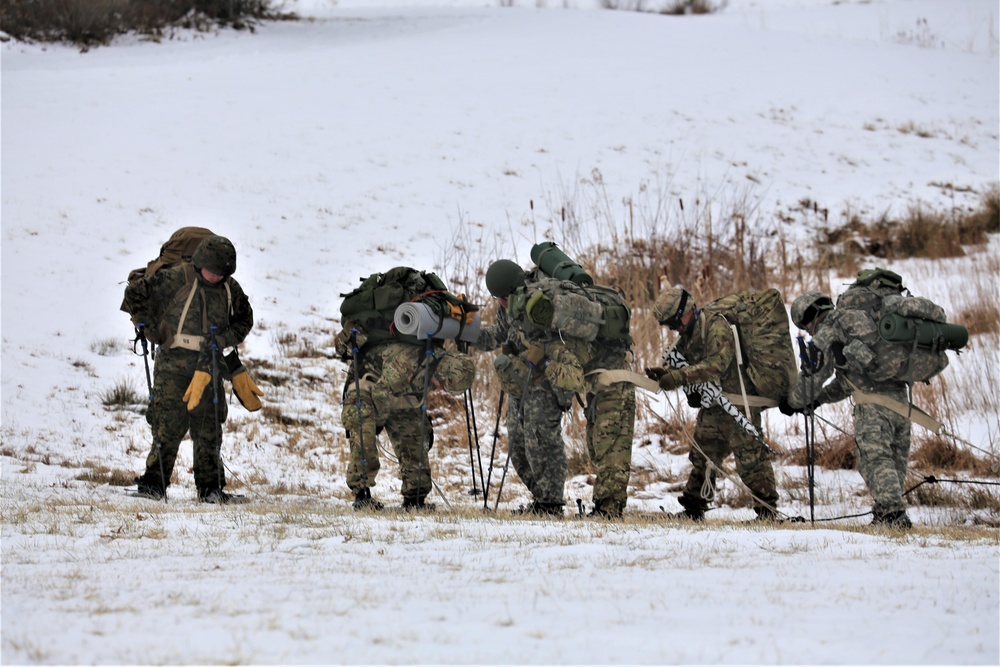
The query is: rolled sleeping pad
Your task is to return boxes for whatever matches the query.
[878,313,969,351]
[530,241,594,287]
[394,302,481,343]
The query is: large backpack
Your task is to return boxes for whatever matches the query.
[120,227,217,338]
[702,288,797,400]
[507,277,632,345]
[339,267,475,346]
[836,268,967,384]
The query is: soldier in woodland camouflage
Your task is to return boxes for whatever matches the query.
[123,235,254,503]
[646,287,779,521]
[335,269,475,511]
[787,291,913,528]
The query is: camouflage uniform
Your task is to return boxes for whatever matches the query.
[338,332,474,506]
[580,340,636,517]
[478,278,636,517]
[476,304,573,510]
[788,307,912,519]
[670,310,779,516]
[123,243,253,499]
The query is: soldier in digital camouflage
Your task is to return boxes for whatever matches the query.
[646,287,780,521]
[123,235,255,504]
[335,268,476,511]
[477,260,636,519]
[788,291,913,528]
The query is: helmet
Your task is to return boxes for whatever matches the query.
[192,235,237,277]
[485,260,526,298]
[653,287,695,327]
[791,291,834,329]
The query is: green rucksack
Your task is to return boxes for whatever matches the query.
[702,288,798,401]
[339,267,468,346]
[507,277,632,345]
[837,268,967,383]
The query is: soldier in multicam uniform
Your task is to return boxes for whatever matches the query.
[646,287,780,521]
[787,291,913,528]
[477,260,636,519]
[334,270,476,512]
[124,235,255,504]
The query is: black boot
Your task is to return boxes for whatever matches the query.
[754,506,782,522]
[199,489,234,504]
[589,499,623,519]
[401,496,435,511]
[133,476,165,500]
[871,509,912,529]
[353,488,384,511]
[675,494,707,521]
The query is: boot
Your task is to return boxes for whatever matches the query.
[675,494,706,521]
[133,476,164,500]
[200,489,234,504]
[871,509,912,529]
[589,499,623,520]
[352,488,384,511]
[401,496,436,512]
[753,506,783,523]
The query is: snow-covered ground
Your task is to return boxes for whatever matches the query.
[2,0,998,663]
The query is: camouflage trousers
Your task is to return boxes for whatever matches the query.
[341,386,433,502]
[138,366,228,494]
[683,404,778,511]
[585,381,636,514]
[853,400,911,515]
[506,381,568,506]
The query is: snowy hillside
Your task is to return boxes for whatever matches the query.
[2,0,998,664]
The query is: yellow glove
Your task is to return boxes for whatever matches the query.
[232,368,264,412]
[182,370,213,410]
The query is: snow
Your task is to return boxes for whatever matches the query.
[2,0,998,664]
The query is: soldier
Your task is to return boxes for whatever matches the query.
[786,291,913,528]
[476,260,567,517]
[646,287,780,521]
[335,268,476,511]
[124,235,257,503]
[478,260,636,519]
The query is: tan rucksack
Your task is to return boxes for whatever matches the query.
[702,288,798,400]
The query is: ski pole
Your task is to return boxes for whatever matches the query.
[483,390,505,509]
[209,325,224,493]
[134,324,167,503]
[494,360,535,511]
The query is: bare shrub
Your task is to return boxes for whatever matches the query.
[100,377,142,408]
[911,437,994,476]
[1,0,283,50]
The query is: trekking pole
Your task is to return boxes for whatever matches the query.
[494,361,535,512]
[797,336,819,524]
[457,342,483,498]
[209,325,224,493]
[483,390,505,510]
[462,388,481,497]
[349,329,370,491]
[133,324,167,503]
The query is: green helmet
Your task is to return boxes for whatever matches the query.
[192,235,237,277]
[791,291,834,329]
[653,287,695,327]
[485,260,526,298]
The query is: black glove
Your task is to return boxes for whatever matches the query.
[644,366,665,381]
[778,399,801,416]
[686,390,702,409]
[829,342,847,366]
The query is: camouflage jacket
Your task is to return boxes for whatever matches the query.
[671,309,759,395]
[788,308,908,409]
[124,264,253,371]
